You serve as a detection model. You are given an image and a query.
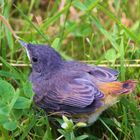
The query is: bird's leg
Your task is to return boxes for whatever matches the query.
[72,117,88,123]
[48,111,72,118]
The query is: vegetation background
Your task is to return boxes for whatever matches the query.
[0,0,140,140]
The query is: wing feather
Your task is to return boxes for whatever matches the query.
[89,66,118,82]
[46,75,104,108]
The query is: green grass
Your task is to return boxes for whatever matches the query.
[0,0,140,139]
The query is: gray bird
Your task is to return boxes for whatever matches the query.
[20,41,136,124]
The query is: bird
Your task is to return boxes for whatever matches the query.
[20,41,136,124]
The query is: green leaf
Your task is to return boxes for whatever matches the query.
[62,116,74,131]
[3,120,17,131]
[62,115,70,123]
[13,97,31,109]
[0,114,9,124]
[105,48,117,62]
[23,81,34,99]
[0,105,9,116]
[9,89,19,111]
[52,38,60,49]
[0,79,15,102]
[76,135,89,140]
[12,109,23,120]
[58,129,66,136]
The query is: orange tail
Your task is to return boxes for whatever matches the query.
[98,80,137,95]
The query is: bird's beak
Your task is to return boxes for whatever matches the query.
[19,40,28,48]
[19,40,31,60]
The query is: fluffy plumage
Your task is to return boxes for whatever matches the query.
[21,42,136,124]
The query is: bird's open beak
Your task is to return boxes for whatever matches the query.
[19,40,31,60]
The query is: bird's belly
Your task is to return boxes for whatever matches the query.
[88,95,118,124]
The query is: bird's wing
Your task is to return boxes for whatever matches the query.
[45,73,104,108]
[88,66,119,82]
[63,61,118,82]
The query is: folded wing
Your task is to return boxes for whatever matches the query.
[89,66,119,82]
[45,73,104,108]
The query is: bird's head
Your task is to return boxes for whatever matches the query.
[20,41,62,74]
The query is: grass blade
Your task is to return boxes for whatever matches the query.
[99,118,119,140]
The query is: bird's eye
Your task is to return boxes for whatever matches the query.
[32,57,38,63]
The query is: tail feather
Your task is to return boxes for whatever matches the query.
[98,80,137,95]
